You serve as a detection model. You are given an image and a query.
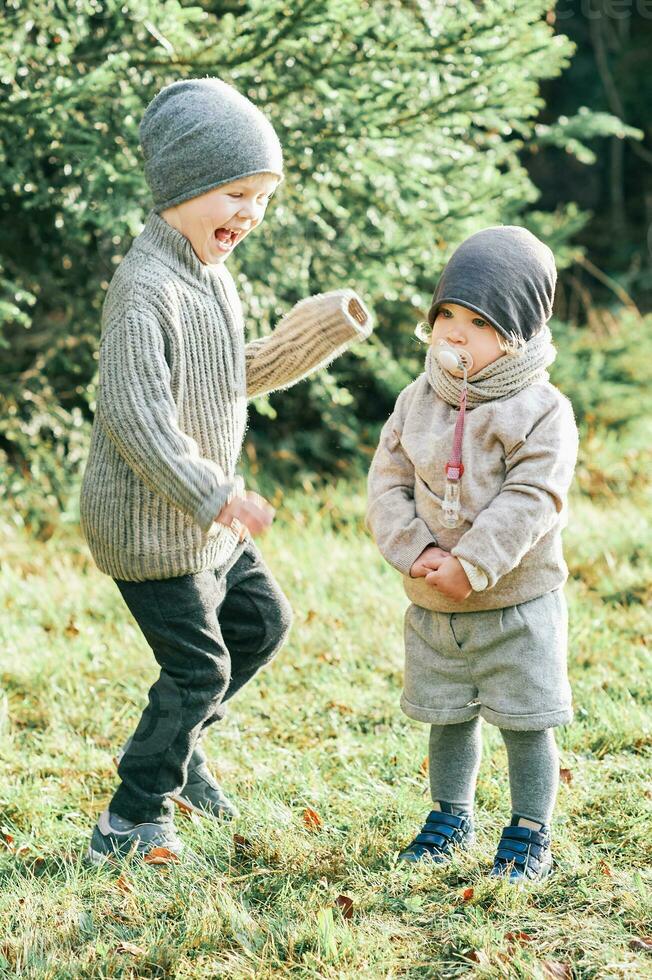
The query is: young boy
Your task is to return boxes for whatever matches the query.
[80,77,372,863]
[366,226,578,882]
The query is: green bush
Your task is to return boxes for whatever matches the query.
[0,0,639,530]
[550,312,652,502]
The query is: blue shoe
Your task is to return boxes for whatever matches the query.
[115,740,240,821]
[86,809,187,865]
[491,818,553,882]
[397,803,475,864]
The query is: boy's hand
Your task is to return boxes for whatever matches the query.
[425,556,472,602]
[410,545,450,578]
[216,491,275,538]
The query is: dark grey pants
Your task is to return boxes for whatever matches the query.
[110,541,292,823]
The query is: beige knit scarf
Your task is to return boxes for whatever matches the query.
[425,325,557,408]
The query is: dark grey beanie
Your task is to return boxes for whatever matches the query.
[428,226,557,343]
[139,77,284,212]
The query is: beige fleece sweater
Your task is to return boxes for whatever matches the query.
[80,211,372,581]
[366,373,578,612]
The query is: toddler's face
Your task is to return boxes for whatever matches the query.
[430,303,505,377]
[160,172,280,265]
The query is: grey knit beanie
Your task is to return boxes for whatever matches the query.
[139,77,284,213]
[428,226,557,343]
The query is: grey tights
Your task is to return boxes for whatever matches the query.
[428,719,559,826]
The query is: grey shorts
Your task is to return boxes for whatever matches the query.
[401,590,573,731]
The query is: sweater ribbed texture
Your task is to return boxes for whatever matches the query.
[80,211,371,581]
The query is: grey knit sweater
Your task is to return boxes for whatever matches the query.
[80,211,372,581]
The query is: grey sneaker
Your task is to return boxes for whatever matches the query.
[86,809,186,865]
[115,740,240,821]
[177,758,240,820]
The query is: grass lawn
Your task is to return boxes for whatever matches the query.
[0,476,651,978]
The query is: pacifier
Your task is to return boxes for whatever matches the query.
[435,343,474,377]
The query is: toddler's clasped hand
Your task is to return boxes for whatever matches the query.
[216,491,275,540]
[410,546,472,602]
[409,545,450,578]
[425,556,472,602]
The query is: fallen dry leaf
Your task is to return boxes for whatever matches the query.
[461,887,474,902]
[117,941,146,956]
[174,798,201,822]
[542,961,572,979]
[325,701,353,715]
[419,757,429,775]
[334,894,354,919]
[505,931,534,944]
[305,609,318,624]
[467,949,491,966]
[629,937,652,952]
[143,847,179,865]
[302,807,322,830]
[64,617,80,638]
[233,833,254,855]
[115,873,134,895]
[559,768,573,785]
[1,833,14,848]
[599,860,613,877]
[317,650,341,664]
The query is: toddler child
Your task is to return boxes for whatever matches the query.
[366,226,578,881]
[80,77,372,863]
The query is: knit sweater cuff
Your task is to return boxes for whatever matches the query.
[245,289,373,398]
[229,475,245,502]
[282,288,373,343]
[394,524,439,577]
[458,557,489,592]
[194,478,235,534]
[307,288,373,342]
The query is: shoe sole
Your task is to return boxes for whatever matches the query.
[397,853,449,864]
[84,836,146,867]
[491,863,554,884]
[397,835,476,865]
[85,842,190,867]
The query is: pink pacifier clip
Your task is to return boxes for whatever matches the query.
[436,347,469,528]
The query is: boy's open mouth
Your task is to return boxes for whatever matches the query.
[213,227,241,253]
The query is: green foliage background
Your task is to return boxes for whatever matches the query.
[0,0,644,530]
[533,0,652,307]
